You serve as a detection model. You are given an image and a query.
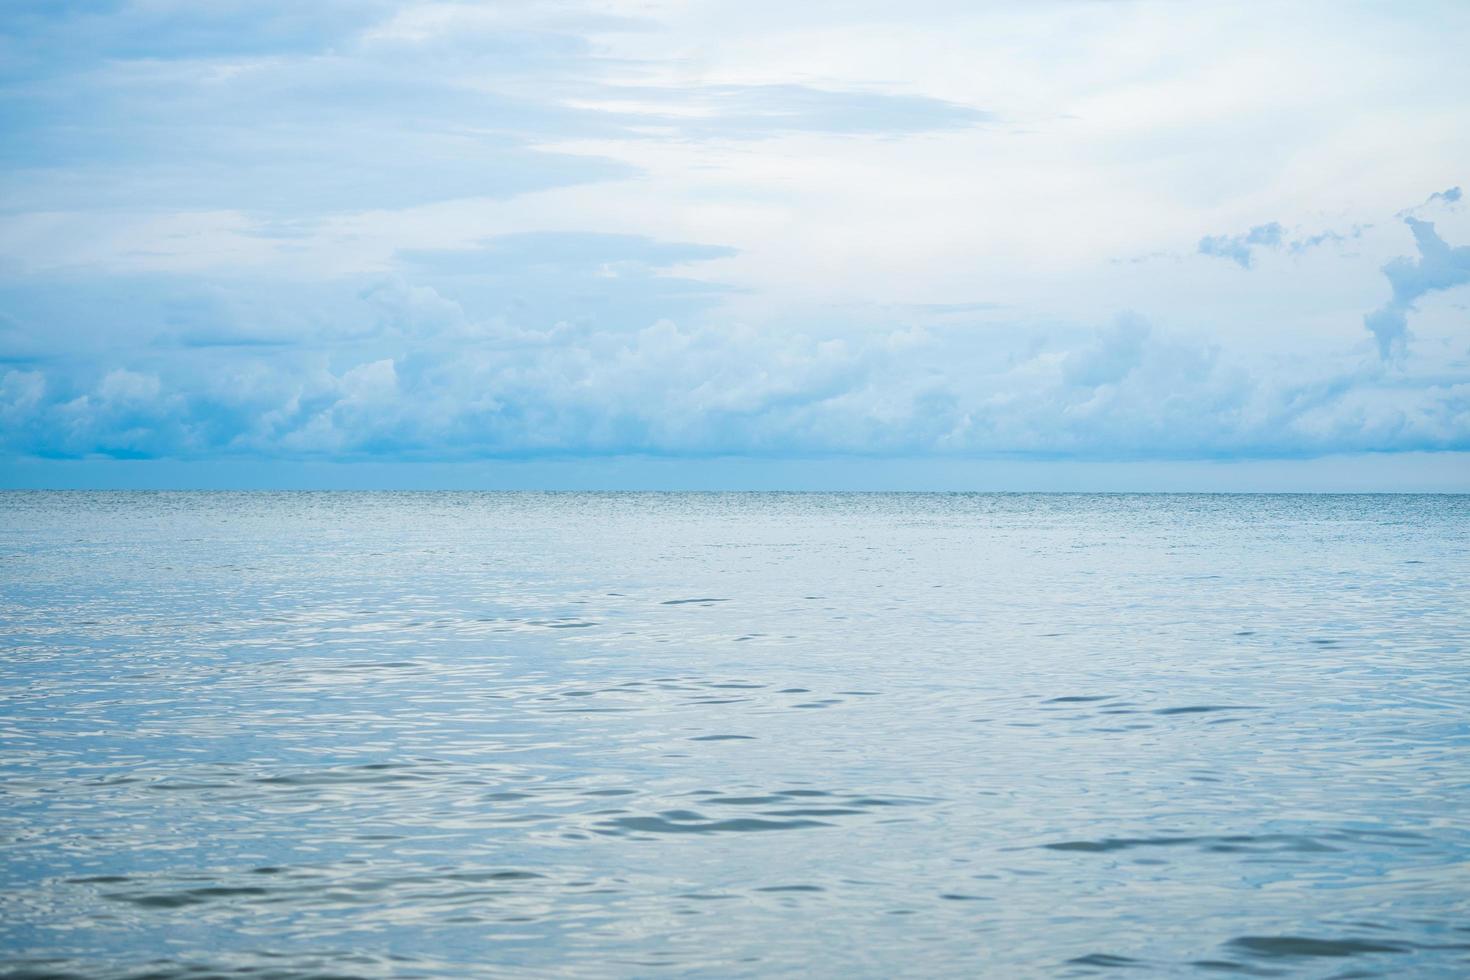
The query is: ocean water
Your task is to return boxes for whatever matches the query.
[1,491,1467,979]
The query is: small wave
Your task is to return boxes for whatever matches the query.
[1225,935,1412,959]
[1152,705,1260,716]
[599,814,830,835]
[1065,952,1144,969]
[1042,834,1340,854]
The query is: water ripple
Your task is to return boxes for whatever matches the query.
[2,491,1467,977]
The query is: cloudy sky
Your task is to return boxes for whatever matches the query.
[1,0,1468,487]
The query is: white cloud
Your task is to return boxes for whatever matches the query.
[1,0,1468,467]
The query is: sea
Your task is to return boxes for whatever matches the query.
[1,492,1467,978]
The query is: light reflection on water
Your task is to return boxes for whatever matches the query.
[1,492,1468,978]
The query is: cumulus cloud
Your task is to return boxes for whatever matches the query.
[4,296,1467,462]
[5,199,1469,462]
[1363,217,1470,360]
[1062,314,1150,387]
[0,369,45,428]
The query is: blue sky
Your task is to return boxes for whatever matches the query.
[1,0,1468,488]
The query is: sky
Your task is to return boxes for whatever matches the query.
[1,0,1468,489]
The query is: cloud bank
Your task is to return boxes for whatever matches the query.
[4,288,1467,462]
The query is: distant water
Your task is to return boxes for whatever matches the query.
[2,492,1468,978]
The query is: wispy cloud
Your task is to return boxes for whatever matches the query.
[1197,223,1284,269]
[0,3,992,216]
[1197,221,1369,268]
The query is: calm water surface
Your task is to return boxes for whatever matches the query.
[1,492,1467,978]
